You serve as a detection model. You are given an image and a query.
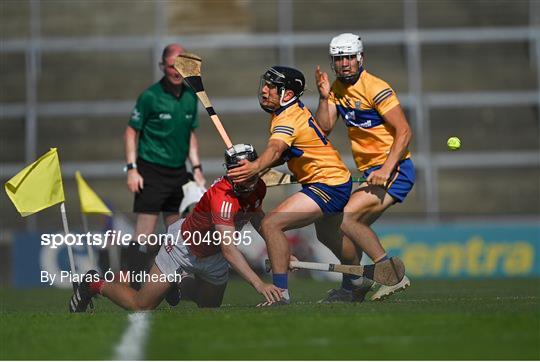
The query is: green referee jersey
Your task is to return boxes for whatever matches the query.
[128,79,199,168]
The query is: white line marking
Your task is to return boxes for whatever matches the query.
[113,312,151,360]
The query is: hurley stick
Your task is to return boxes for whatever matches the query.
[174,53,233,148]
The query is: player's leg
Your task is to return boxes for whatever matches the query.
[341,185,395,261]
[342,159,416,299]
[180,248,229,308]
[340,186,410,284]
[262,192,323,272]
[173,274,226,308]
[315,214,358,265]
[315,216,356,303]
[343,158,415,261]
[260,192,323,300]
[289,178,352,266]
[193,277,227,308]
[354,194,412,301]
[168,272,226,308]
[299,179,372,302]
[69,263,172,312]
[101,263,171,310]
[315,217,374,303]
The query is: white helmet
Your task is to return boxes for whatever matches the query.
[329,33,363,83]
[329,33,363,57]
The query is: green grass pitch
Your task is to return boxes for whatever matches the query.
[1,278,539,360]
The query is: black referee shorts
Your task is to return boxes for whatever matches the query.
[133,158,190,213]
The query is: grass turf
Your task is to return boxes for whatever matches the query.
[1,278,539,360]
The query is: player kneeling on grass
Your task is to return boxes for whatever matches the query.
[69,144,283,312]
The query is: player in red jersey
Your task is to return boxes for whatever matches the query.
[69,144,283,312]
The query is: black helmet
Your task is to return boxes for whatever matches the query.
[224,144,259,194]
[262,66,305,98]
[259,66,305,112]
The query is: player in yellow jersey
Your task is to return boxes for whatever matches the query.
[228,66,358,305]
[315,33,414,302]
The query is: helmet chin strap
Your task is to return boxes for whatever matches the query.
[279,89,297,107]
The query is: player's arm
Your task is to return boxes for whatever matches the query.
[227,139,289,183]
[124,126,144,193]
[188,132,206,187]
[315,65,338,135]
[367,105,412,186]
[216,224,282,303]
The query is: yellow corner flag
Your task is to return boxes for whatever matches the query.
[4,148,65,217]
[75,171,112,215]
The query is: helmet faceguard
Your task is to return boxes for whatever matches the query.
[224,144,259,194]
[258,66,305,113]
[329,33,363,84]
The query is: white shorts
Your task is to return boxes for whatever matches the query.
[155,218,230,286]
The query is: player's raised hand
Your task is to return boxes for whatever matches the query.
[255,282,283,303]
[127,169,144,193]
[315,65,331,100]
[227,159,259,183]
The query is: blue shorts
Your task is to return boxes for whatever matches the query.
[363,158,415,203]
[300,178,352,214]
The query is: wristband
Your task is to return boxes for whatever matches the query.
[123,162,137,172]
[192,164,202,172]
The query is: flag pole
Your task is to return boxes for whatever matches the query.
[81,213,96,269]
[60,202,78,292]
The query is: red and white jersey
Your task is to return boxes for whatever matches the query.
[181,177,266,257]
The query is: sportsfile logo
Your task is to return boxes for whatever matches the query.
[40,229,254,249]
[41,231,133,249]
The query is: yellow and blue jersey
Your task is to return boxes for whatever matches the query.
[269,101,351,186]
[329,68,411,171]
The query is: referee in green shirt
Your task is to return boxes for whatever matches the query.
[123,43,206,288]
